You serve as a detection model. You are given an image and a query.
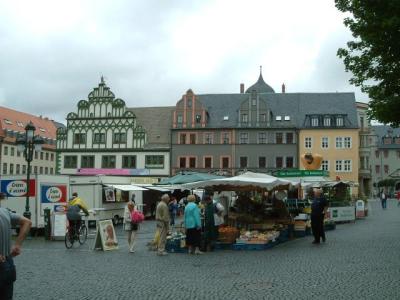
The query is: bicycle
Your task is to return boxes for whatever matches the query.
[65,220,88,249]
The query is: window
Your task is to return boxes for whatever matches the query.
[17,150,21,157]
[101,156,116,168]
[180,134,186,144]
[195,115,201,123]
[122,156,136,168]
[4,146,8,155]
[204,133,213,144]
[4,119,12,125]
[336,137,343,149]
[360,116,364,128]
[39,167,43,174]
[179,157,186,168]
[383,150,388,158]
[51,153,54,161]
[35,152,38,159]
[258,132,267,144]
[383,137,391,145]
[384,165,389,174]
[2,163,7,174]
[323,117,331,127]
[321,137,329,149]
[22,165,26,174]
[276,157,283,168]
[64,156,78,168]
[222,157,230,168]
[395,137,400,145]
[34,166,37,174]
[241,114,248,122]
[189,157,196,168]
[187,99,192,107]
[335,160,343,172]
[375,165,380,174]
[336,116,344,126]
[204,157,212,168]
[223,116,229,121]
[222,132,230,144]
[344,160,352,172]
[311,117,319,127]
[10,147,14,156]
[93,133,106,144]
[286,133,293,144]
[177,115,183,123]
[375,150,379,158]
[260,114,266,122]
[239,157,248,168]
[81,155,95,168]
[239,133,249,144]
[259,157,266,168]
[285,157,294,168]
[145,155,164,168]
[113,132,127,144]
[45,153,49,160]
[321,160,329,171]
[305,137,312,149]
[40,152,43,160]
[284,116,290,121]
[189,134,196,144]
[73,133,86,144]
[45,167,48,175]
[276,133,283,144]
[276,116,282,121]
[50,168,53,175]
[9,164,13,174]
[344,137,352,148]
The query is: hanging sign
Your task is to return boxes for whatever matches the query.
[0,179,36,197]
[41,185,67,203]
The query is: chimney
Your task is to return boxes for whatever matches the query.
[240,83,245,94]
[282,83,286,93]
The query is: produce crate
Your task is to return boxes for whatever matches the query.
[214,242,233,250]
[232,243,247,251]
[166,239,187,253]
[245,243,266,251]
[218,229,239,244]
[294,230,306,238]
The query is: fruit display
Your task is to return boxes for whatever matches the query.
[236,230,280,244]
[218,226,239,244]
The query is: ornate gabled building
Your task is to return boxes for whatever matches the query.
[56,78,171,182]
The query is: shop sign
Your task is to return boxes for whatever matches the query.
[77,168,150,176]
[276,169,329,177]
[41,185,67,203]
[328,206,355,222]
[0,179,36,197]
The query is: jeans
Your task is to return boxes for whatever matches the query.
[381,199,387,209]
[0,256,16,300]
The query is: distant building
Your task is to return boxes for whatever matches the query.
[0,106,61,176]
[56,78,171,183]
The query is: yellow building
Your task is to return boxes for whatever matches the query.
[299,115,359,196]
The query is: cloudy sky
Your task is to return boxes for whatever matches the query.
[0,0,367,124]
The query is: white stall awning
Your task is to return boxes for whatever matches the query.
[106,184,148,191]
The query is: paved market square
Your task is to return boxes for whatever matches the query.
[13,199,400,300]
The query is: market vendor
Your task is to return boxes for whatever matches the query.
[311,189,328,244]
[204,196,217,251]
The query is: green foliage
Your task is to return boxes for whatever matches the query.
[335,0,400,127]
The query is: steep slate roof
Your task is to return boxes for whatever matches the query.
[373,125,400,149]
[196,92,358,129]
[245,72,275,93]
[127,106,175,148]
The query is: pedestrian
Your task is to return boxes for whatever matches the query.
[184,194,203,255]
[310,188,328,244]
[397,191,400,207]
[0,193,32,299]
[130,193,136,205]
[123,201,137,253]
[169,196,178,227]
[155,194,170,256]
[204,196,217,251]
[213,197,225,232]
[380,189,387,209]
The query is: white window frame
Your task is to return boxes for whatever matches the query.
[336,137,343,149]
[258,132,267,144]
[204,132,213,144]
[344,160,352,172]
[305,137,312,149]
[344,137,352,148]
[321,160,329,171]
[323,117,331,126]
[335,160,343,172]
[239,132,249,144]
[321,137,329,149]
[311,117,319,127]
[336,116,344,126]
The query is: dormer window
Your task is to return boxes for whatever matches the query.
[195,115,201,123]
[17,121,24,127]
[177,115,183,123]
[284,116,290,121]
[241,114,248,122]
[223,116,229,121]
[187,99,192,107]
[4,119,12,125]
[276,116,282,121]
[39,128,46,132]
[311,117,319,127]
[336,116,344,126]
[324,117,331,126]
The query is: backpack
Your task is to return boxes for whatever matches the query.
[131,210,145,224]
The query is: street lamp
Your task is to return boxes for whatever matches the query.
[16,122,44,219]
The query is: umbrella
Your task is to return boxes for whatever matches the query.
[181,171,295,191]
[157,171,225,185]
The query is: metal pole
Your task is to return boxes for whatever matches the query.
[23,140,33,220]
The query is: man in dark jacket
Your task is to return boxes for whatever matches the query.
[311,189,328,244]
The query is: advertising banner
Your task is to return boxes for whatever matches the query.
[0,179,36,197]
[40,185,67,203]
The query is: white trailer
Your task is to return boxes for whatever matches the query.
[0,174,70,229]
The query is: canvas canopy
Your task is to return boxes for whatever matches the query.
[181,171,295,191]
[157,171,225,185]
[105,184,148,191]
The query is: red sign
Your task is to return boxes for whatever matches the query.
[1,179,36,197]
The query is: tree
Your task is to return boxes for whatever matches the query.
[335,0,400,127]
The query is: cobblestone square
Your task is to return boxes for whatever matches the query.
[12,200,400,300]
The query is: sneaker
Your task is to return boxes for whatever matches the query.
[129,249,136,253]
[194,250,204,255]
[157,251,168,256]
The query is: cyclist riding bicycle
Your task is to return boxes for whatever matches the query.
[67,192,89,236]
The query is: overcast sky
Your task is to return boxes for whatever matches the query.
[0,0,367,124]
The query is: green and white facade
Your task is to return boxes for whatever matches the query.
[56,78,171,182]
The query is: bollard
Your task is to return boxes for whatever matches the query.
[44,208,51,240]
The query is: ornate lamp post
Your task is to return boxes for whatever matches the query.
[16,122,44,219]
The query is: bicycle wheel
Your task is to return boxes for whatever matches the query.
[65,230,74,249]
[78,224,88,245]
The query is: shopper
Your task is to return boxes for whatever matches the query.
[380,189,388,209]
[155,194,170,256]
[123,201,137,253]
[397,191,400,207]
[169,196,178,227]
[204,196,217,251]
[184,194,203,254]
[310,189,328,244]
[0,193,32,299]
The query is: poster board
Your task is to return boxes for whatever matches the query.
[327,206,355,222]
[52,213,67,240]
[104,187,115,202]
[93,219,119,251]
